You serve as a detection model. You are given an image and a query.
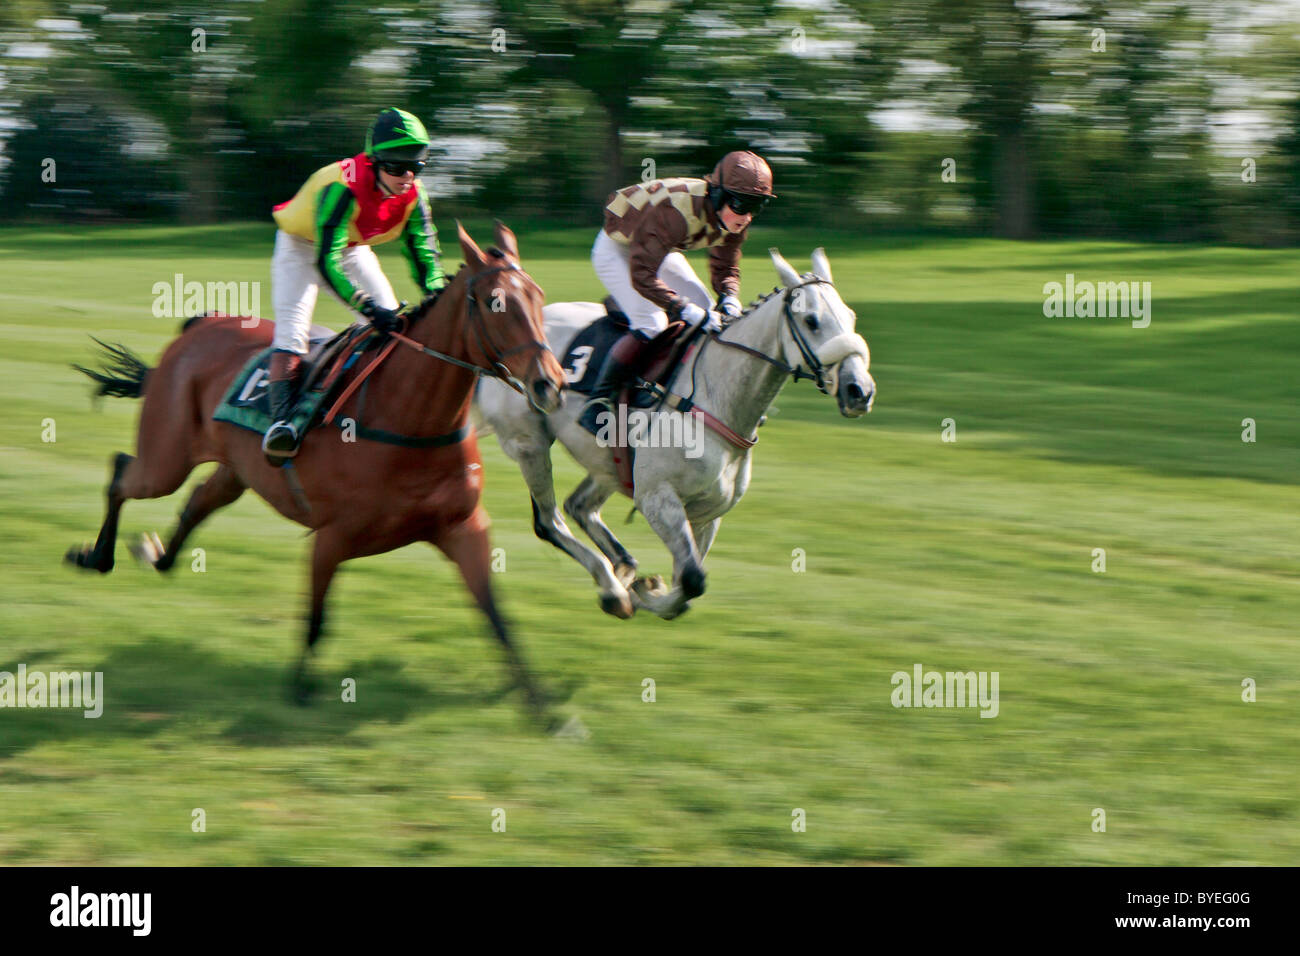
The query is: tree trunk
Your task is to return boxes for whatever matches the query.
[602,97,627,201]
[994,126,1034,239]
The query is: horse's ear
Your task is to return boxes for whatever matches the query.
[810,247,833,283]
[493,219,520,261]
[457,220,487,271]
[769,247,800,288]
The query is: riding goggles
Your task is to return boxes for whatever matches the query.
[378,159,426,176]
[723,191,770,215]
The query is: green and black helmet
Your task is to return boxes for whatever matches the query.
[365,107,431,163]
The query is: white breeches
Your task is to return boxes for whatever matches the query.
[590,230,712,338]
[270,229,399,355]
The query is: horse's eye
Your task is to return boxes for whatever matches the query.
[805,314,820,332]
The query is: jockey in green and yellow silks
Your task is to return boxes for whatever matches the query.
[262,107,448,462]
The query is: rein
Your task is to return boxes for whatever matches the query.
[711,277,837,393]
[322,260,552,445]
[391,261,552,400]
[651,277,838,450]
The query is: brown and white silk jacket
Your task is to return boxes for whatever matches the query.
[603,177,746,313]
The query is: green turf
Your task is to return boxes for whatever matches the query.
[0,222,1296,865]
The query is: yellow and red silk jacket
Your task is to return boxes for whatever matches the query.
[273,152,446,311]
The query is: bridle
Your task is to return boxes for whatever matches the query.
[643,276,856,452]
[710,277,840,393]
[391,259,554,411]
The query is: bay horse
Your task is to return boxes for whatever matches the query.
[476,247,874,620]
[66,222,566,723]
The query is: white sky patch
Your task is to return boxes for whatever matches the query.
[5,43,54,59]
[357,47,407,73]
[869,102,969,133]
[898,58,957,76]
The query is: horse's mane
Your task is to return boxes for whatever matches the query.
[729,286,786,326]
[733,272,825,324]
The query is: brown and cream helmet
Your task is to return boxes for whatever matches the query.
[706,150,776,216]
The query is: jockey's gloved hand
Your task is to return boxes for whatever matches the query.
[680,302,723,334]
[717,295,743,319]
[361,299,403,334]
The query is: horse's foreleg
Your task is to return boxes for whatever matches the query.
[290,528,343,705]
[65,452,134,573]
[510,439,632,619]
[631,484,706,620]
[136,465,247,572]
[435,515,549,727]
[563,476,638,587]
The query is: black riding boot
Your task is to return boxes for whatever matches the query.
[578,331,650,435]
[262,351,303,462]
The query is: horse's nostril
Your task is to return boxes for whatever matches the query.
[846,383,864,402]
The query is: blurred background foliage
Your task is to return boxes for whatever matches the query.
[1,0,1297,242]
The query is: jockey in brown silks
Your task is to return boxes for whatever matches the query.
[578,150,777,435]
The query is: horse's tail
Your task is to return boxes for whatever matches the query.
[72,336,151,399]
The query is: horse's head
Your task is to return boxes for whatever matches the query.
[768,247,875,418]
[456,221,565,414]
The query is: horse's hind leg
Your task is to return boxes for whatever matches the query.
[66,452,134,573]
[434,514,550,728]
[133,465,247,572]
[67,448,196,573]
[563,475,638,587]
[67,379,201,573]
[510,440,632,619]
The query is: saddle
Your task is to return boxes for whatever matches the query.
[212,324,381,442]
[561,299,704,496]
[563,299,696,404]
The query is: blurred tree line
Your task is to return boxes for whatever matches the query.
[0,0,1296,243]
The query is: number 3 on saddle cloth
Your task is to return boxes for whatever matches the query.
[560,300,695,495]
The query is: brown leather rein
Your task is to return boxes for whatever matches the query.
[321,260,553,438]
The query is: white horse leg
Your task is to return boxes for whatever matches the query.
[631,484,707,620]
[563,475,638,587]
[692,517,721,561]
[494,413,633,619]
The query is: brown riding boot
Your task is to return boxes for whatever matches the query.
[578,330,653,435]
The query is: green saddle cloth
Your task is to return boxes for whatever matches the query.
[212,339,369,437]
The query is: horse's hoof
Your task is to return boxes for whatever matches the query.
[65,543,111,573]
[632,574,667,597]
[681,564,706,600]
[661,601,691,621]
[600,592,635,619]
[129,531,164,568]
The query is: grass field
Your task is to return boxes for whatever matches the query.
[1,222,1297,865]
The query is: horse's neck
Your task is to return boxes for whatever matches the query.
[687,295,789,441]
[368,285,477,434]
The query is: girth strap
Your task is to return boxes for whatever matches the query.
[653,388,758,450]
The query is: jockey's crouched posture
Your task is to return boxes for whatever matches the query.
[262,107,448,461]
[578,150,776,435]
